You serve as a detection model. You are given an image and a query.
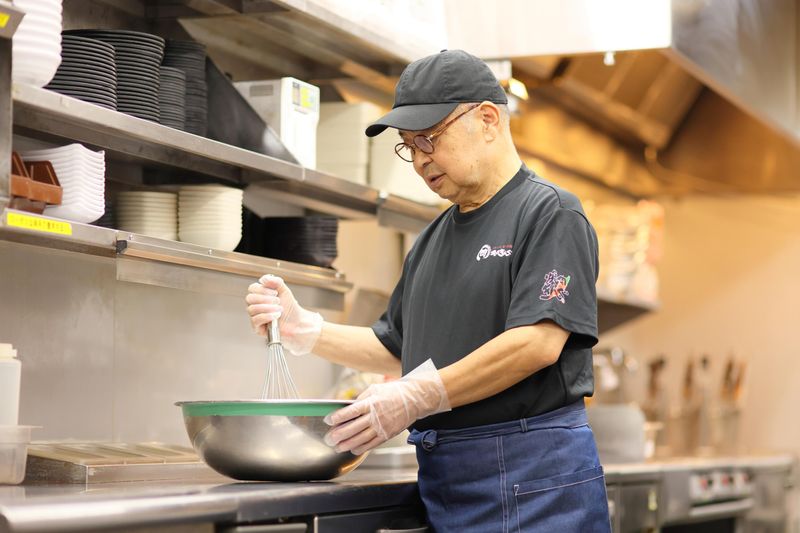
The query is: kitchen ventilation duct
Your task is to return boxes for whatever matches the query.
[446,0,800,196]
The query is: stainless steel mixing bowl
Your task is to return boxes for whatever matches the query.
[176,400,368,481]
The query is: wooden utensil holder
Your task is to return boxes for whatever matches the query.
[8,152,63,214]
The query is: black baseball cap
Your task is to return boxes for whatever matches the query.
[365,49,508,137]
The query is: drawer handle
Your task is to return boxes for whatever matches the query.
[688,498,754,519]
[376,528,429,533]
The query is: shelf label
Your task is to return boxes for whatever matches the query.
[292,81,317,112]
[0,13,9,28]
[6,212,72,236]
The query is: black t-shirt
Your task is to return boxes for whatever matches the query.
[371,164,599,430]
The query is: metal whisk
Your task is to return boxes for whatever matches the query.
[261,319,300,399]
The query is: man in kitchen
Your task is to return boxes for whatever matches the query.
[246,49,609,532]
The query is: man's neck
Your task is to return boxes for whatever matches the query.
[457,153,522,213]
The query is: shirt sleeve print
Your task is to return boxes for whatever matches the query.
[505,207,600,349]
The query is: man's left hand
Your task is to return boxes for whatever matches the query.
[324,359,450,455]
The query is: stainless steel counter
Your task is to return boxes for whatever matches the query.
[604,454,796,480]
[0,468,419,532]
[0,455,794,532]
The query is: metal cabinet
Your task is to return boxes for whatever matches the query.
[219,505,427,533]
[619,483,659,532]
[744,467,795,533]
[608,481,659,533]
[313,505,427,533]
[221,524,308,533]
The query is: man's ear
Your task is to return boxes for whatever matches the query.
[478,102,501,140]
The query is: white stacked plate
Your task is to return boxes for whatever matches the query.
[20,144,105,223]
[12,0,63,87]
[178,185,243,251]
[116,191,178,240]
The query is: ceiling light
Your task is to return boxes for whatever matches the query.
[507,77,529,100]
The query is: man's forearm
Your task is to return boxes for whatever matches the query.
[438,321,569,408]
[311,322,402,377]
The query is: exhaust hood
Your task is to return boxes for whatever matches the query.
[141,0,797,196]
[446,0,800,196]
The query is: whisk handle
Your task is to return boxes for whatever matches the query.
[267,319,281,346]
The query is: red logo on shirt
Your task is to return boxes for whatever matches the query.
[539,270,571,303]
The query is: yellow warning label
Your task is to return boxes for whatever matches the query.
[0,13,10,28]
[7,212,73,236]
[300,87,313,110]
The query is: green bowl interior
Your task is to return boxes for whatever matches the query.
[179,401,349,418]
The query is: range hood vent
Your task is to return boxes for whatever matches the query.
[536,50,703,149]
[446,0,800,196]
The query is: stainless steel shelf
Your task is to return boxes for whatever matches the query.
[0,209,351,301]
[268,0,426,65]
[11,84,441,231]
[13,84,300,184]
[377,193,445,234]
[116,233,351,294]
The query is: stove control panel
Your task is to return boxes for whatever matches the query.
[689,469,753,503]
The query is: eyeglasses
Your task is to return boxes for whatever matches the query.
[394,103,480,163]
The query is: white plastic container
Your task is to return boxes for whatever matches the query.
[234,77,320,169]
[0,425,34,485]
[0,344,21,426]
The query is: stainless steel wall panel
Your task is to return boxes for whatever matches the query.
[111,280,340,443]
[111,281,265,444]
[0,241,117,440]
[0,241,340,443]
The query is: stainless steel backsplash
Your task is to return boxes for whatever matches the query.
[0,241,340,444]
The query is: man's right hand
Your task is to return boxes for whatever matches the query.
[245,275,323,355]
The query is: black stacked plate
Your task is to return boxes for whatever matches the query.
[163,39,207,136]
[237,212,338,268]
[64,29,165,123]
[91,198,115,228]
[45,35,117,110]
[158,66,186,130]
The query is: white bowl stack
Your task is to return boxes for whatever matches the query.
[12,0,62,87]
[317,102,381,185]
[20,144,105,223]
[178,185,243,251]
[117,191,178,240]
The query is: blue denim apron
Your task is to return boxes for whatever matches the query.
[407,401,611,533]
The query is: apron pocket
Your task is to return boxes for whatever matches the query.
[512,466,610,532]
[514,465,604,495]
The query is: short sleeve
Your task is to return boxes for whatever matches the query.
[506,207,599,349]
[370,259,407,359]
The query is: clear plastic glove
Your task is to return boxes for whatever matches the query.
[323,359,451,455]
[245,274,323,355]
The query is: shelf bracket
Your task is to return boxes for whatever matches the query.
[0,2,24,213]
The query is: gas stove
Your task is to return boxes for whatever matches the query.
[660,463,755,528]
